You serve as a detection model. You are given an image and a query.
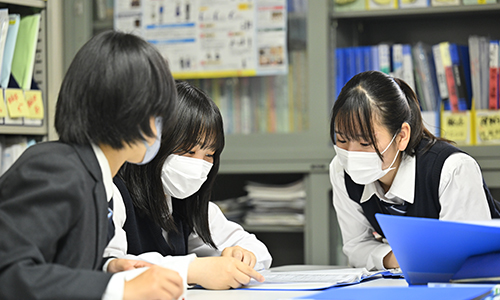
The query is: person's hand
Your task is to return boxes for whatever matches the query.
[107,258,153,273]
[123,265,183,300]
[383,251,399,269]
[187,256,265,289]
[221,246,257,268]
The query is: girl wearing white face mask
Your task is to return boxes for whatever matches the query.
[329,71,500,272]
[104,81,271,293]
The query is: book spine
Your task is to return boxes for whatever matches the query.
[439,42,459,112]
[489,40,499,110]
[432,44,449,101]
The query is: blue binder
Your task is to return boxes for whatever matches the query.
[375,214,500,285]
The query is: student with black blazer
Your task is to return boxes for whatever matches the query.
[0,30,183,300]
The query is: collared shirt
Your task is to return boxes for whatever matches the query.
[103,183,272,295]
[90,144,125,300]
[330,151,491,271]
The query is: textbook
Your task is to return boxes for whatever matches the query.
[242,267,401,290]
[376,214,500,285]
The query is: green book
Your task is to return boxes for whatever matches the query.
[11,14,40,90]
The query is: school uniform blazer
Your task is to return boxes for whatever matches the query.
[0,141,113,300]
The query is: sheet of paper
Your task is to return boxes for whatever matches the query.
[242,268,380,290]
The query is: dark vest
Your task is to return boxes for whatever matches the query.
[113,177,192,256]
[345,139,500,238]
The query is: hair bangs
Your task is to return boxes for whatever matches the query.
[333,93,377,148]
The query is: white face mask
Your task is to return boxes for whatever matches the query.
[161,154,213,199]
[334,133,399,185]
[129,117,163,165]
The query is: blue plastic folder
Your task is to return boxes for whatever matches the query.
[296,286,495,300]
[375,214,500,285]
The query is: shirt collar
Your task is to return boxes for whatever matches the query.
[360,154,416,204]
[91,143,113,202]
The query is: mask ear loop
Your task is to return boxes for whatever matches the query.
[381,132,398,154]
[381,130,401,171]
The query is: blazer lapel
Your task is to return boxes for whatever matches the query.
[72,144,108,269]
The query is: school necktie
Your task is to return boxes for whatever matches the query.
[380,199,409,216]
[107,198,115,242]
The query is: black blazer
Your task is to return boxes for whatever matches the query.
[0,141,113,300]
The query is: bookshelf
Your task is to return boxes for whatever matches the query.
[330,3,500,200]
[213,1,335,266]
[0,0,63,140]
[63,0,338,267]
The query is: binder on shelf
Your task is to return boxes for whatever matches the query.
[11,13,40,90]
[354,47,365,74]
[438,42,459,112]
[412,42,439,112]
[402,44,415,91]
[345,47,356,83]
[370,45,379,71]
[335,47,346,99]
[449,43,471,111]
[1,14,19,89]
[489,40,499,110]
[378,43,391,75]
[468,35,490,110]
[392,44,404,80]
[0,9,9,87]
[431,43,450,106]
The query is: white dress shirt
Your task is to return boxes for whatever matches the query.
[330,151,491,271]
[90,144,127,300]
[103,183,273,294]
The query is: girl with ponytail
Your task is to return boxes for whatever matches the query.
[329,70,500,271]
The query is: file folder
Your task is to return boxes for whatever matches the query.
[375,214,500,285]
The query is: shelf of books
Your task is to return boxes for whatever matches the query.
[330,0,500,189]
[0,2,48,135]
[0,0,45,9]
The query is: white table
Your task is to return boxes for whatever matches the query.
[186,265,408,300]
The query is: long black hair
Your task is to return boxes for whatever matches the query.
[118,80,224,248]
[55,30,176,149]
[331,70,449,159]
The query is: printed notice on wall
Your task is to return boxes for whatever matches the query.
[114,0,287,79]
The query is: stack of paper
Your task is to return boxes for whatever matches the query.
[243,180,306,226]
[213,196,249,223]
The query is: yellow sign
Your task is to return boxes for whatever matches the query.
[441,112,470,143]
[5,88,28,118]
[25,90,44,119]
[476,111,500,142]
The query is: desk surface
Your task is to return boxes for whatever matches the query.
[186,265,408,300]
